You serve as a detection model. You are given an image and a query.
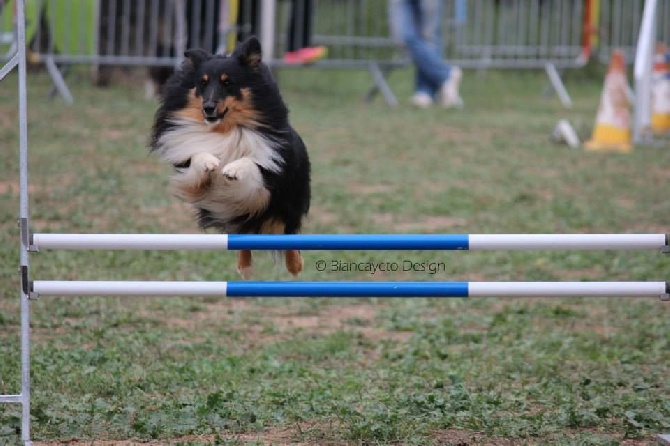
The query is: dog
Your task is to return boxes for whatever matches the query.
[150,36,311,278]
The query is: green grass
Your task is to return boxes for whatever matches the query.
[0,65,669,445]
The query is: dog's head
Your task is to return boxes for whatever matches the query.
[177,37,281,130]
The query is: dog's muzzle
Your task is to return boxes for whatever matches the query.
[203,105,228,124]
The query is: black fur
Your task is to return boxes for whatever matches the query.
[150,37,310,237]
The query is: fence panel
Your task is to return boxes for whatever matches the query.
[1,0,670,69]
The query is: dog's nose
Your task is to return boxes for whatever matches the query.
[203,103,217,116]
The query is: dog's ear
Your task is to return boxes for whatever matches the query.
[184,48,209,67]
[235,36,262,68]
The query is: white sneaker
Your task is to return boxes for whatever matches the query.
[411,92,433,108]
[441,67,463,108]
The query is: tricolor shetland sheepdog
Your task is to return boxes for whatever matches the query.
[150,37,311,278]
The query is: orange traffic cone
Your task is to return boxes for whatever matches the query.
[584,50,632,152]
[651,43,670,134]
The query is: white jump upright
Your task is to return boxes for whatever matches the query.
[633,0,657,145]
[1,0,33,444]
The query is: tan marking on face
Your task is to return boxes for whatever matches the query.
[220,73,228,83]
[202,74,209,83]
[211,88,261,133]
[173,89,204,122]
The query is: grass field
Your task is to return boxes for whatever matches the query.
[0,64,669,445]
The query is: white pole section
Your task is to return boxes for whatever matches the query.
[468,234,666,250]
[33,281,229,297]
[32,234,230,250]
[468,282,668,297]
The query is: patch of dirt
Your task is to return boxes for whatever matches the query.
[0,180,35,194]
[305,206,354,232]
[372,212,467,231]
[430,429,515,445]
[32,422,340,445]
[1,171,84,197]
[33,426,661,445]
[141,200,197,233]
[346,182,395,195]
[429,428,659,445]
[152,299,411,347]
[306,206,339,225]
[270,302,412,342]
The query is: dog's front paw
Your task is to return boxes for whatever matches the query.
[191,153,221,173]
[221,158,255,181]
[221,164,240,181]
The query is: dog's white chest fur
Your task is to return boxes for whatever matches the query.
[156,118,283,223]
[157,118,282,171]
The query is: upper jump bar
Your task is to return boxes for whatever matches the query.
[31,233,669,251]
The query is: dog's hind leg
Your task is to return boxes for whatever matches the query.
[285,249,303,276]
[259,218,303,276]
[237,249,253,279]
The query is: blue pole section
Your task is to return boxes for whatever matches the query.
[227,234,470,250]
[226,281,470,297]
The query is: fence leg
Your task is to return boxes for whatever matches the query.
[44,56,73,104]
[0,53,19,81]
[366,62,399,107]
[544,62,572,108]
[48,64,70,100]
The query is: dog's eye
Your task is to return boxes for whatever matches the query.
[221,79,231,87]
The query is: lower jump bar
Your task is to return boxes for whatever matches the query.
[31,233,668,251]
[31,281,670,298]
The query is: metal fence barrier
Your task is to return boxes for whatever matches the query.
[1,0,669,106]
[0,0,669,106]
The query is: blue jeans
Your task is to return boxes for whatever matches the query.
[389,0,452,97]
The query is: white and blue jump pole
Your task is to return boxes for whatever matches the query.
[29,233,669,299]
[31,280,669,298]
[30,233,669,251]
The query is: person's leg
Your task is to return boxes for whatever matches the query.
[398,0,450,93]
[390,0,433,102]
[415,0,439,97]
[421,0,463,107]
